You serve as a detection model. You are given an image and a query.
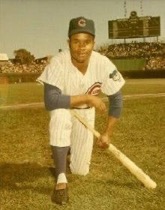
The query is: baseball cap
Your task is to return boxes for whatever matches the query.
[68,17,95,37]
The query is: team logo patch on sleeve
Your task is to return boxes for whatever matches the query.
[109,70,121,81]
[86,82,102,95]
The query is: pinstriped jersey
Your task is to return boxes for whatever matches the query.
[37,50,125,96]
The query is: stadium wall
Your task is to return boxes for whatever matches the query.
[110,58,146,71]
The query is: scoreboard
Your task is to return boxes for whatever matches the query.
[108,11,160,39]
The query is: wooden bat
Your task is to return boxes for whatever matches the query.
[70,110,157,189]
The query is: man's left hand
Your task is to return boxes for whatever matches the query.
[97,133,110,149]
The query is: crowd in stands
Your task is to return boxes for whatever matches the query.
[99,41,165,70]
[0,62,47,74]
[145,56,165,70]
[0,41,165,73]
[0,59,48,74]
[100,42,165,58]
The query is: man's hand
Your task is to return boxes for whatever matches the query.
[97,133,110,149]
[97,116,118,149]
[87,95,107,113]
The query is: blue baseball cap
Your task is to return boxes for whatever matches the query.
[68,16,95,37]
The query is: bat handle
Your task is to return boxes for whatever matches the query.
[70,110,101,138]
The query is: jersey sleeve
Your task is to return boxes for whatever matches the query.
[44,83,70,111]
[36,57,65,91]
[101,59,125,95]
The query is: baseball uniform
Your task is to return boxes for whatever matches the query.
[37,49,125,175]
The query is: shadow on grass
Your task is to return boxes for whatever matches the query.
[106,179,141,189]
[0,162,56,194]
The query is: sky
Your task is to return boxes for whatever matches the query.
[0,0,165,59]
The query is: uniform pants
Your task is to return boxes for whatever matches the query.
[49,108,95,176]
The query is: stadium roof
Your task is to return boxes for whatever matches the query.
[0,53,9,61]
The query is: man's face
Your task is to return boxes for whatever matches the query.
[68,33,95,64]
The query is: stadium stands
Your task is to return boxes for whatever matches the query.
[0,42,165,74]
[98,41,165,70]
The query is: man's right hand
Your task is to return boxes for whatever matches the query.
[87,95,107,113]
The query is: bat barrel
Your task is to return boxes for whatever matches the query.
[109,144,157,189]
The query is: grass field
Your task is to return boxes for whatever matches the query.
[0,79,165,210]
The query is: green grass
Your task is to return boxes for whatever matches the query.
[0,83,43,106]
[122,79,165,95]
[0,79,165,106]
[0,79,165,210]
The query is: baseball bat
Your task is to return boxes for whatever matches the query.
[70,110,157,189]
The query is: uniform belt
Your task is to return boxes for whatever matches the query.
[71,106,91,110]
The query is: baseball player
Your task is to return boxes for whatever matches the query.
[37,16,125,205]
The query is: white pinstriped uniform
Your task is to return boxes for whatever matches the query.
[37,50,125,175]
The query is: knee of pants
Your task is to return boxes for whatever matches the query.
[70,155,90,176]
[69,160,90,176]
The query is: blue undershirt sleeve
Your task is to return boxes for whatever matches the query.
[44,83,70,111]
[108,91,123,118]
